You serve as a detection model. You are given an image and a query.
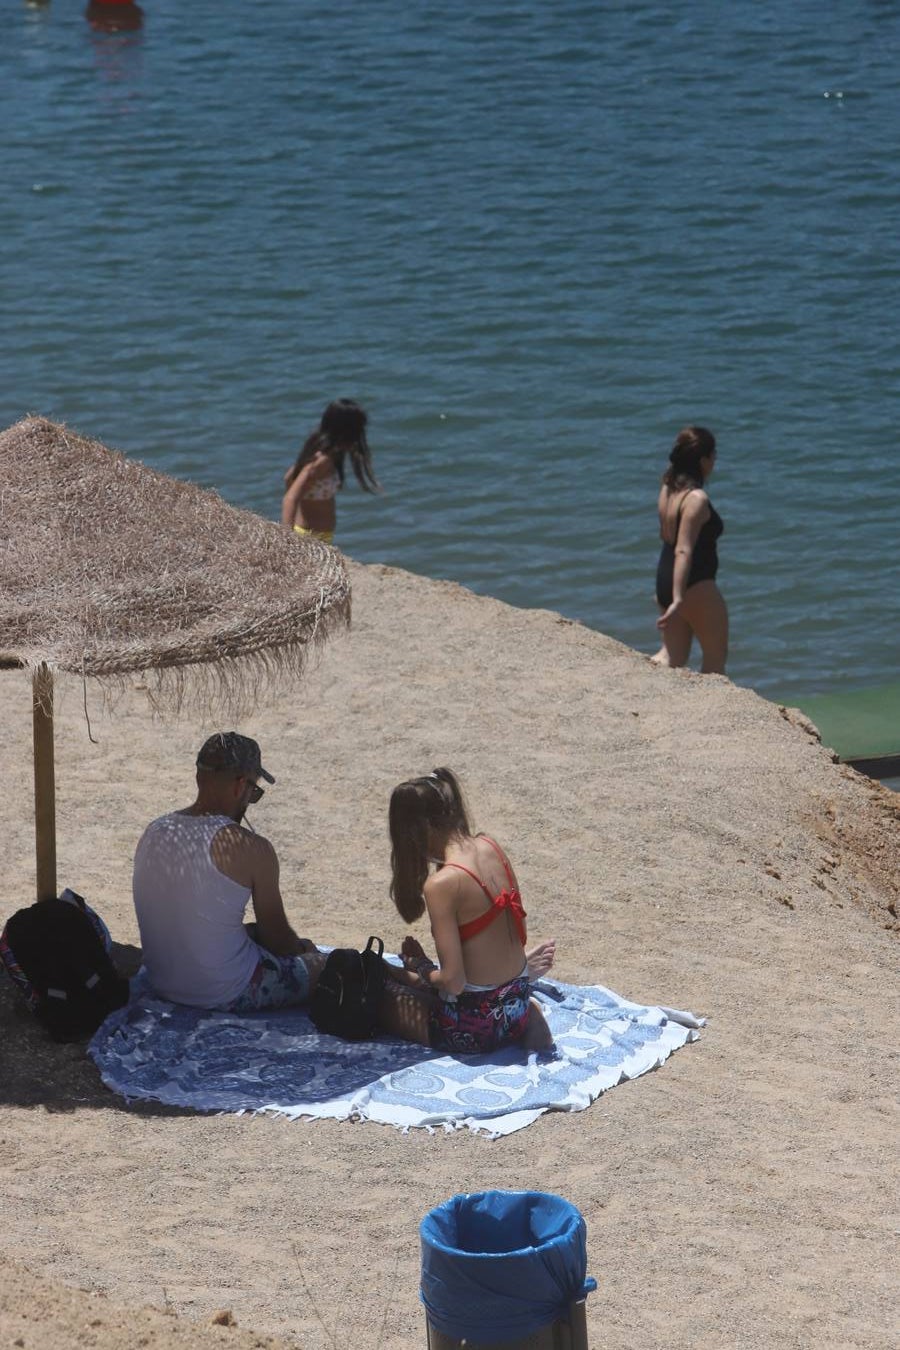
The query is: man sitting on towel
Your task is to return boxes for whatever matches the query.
[133,732,325,1011]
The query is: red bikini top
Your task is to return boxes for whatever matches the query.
[442,836,527,946]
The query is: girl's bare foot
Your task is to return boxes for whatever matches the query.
[526,939,556,980]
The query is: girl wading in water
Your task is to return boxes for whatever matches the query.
[281,398,379,545]
[379,769,556,1054]
[652,425,728,674]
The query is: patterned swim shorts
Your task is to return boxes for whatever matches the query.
[225,951,311,1013]
[429,973,531,1055]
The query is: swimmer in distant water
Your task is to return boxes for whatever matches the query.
[281,398,379,545]
[651,425,728,675]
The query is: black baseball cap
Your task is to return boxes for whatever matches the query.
[196,732,275,784]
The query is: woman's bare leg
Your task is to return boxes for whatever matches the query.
[377,977,432,1046]
[680,581,728,674]
[652,607,693,668]
[522,998,554,1051]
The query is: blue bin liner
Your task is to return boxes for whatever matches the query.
[420,1190,596,1345]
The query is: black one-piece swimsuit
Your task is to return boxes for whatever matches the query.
[655,500,724,610]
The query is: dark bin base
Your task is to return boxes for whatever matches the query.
[425,1297,589,1350]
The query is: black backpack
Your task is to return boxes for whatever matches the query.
[308,936,387,1041]
[1,893,130,1042]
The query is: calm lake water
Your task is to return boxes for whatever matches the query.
[3,1,899,714]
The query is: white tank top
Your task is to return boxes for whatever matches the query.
[133,811,261,1009]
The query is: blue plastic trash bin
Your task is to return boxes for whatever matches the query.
[420,1190,596,1349]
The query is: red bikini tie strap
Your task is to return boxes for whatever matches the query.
[491,888,527,945]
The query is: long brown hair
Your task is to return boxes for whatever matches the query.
[389,768,471,922]
[662,425,716,490]
[285,398,380,492]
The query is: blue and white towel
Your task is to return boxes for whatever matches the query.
[89,971,704,1137]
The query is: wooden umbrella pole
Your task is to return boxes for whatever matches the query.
[33,663,57,903]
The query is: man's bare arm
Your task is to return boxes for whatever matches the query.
[248,837,316,955]
[211,825,315,956]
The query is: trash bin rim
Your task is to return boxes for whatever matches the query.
[420,1189,585,1262]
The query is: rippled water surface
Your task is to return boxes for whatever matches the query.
[3,1,899,703]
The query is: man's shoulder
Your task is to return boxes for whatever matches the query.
[136,811,181,848]
[137,811,256,851]
[218,822,274,852]
[210,823,277,889]
[138,809,207,841]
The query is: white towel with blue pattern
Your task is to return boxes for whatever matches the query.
[88,970,704,1137]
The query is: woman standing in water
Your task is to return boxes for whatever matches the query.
[652,425,728,674]
[281,398,379,545]
[379,768,556,1054]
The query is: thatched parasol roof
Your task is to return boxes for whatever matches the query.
[0,416,351,712]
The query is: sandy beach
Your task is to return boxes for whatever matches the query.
[1,558,897,1348]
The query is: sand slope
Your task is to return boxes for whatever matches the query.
[1,560,897,1348]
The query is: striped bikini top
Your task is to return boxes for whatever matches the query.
[442,836,527,946]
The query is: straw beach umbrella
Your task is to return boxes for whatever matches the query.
[0,416,351,902]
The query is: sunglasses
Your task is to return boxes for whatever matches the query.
[243,780,265,804]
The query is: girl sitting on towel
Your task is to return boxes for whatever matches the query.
[380,768,555,1053]
[281,397,380,545]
